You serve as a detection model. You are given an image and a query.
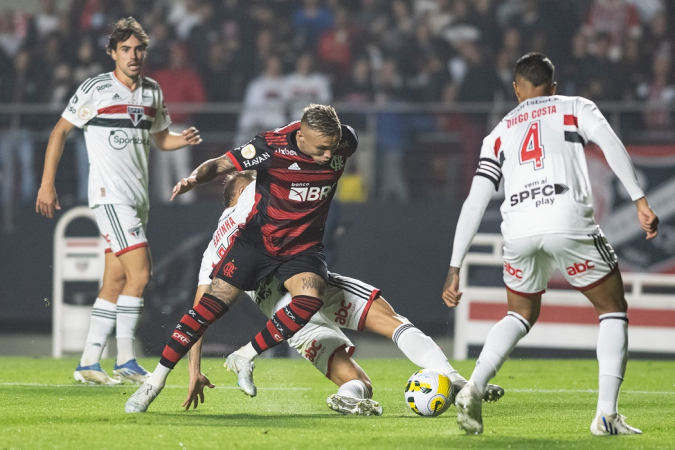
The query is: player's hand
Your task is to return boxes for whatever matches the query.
[171,176,198,201]
[35,185,61,218]
[183,372,215,410]
[182,127,202,146]
[635,197,659,240]
[442,267,462,308]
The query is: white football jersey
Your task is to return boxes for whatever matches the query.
[200,180,257,278]
[476,95,642,239]
[62,72,171,209]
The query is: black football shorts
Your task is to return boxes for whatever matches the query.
[210,235,328,291]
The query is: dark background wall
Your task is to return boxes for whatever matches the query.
[1,199,496,336]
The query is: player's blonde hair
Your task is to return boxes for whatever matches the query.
[301,104,342,140]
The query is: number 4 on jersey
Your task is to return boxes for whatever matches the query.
[519,121,545,170]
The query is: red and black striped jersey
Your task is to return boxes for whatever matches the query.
[225,121,357,257]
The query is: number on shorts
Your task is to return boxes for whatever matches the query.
[520,121,545,170]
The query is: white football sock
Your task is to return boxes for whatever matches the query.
[392,323,464,382]
[146,363,171,389]
[116,295,143,365]
[597,312,628,415]
[337,379,370,399]
[238,342,259,360]
[470,312,530,393]
[80,298,117,366]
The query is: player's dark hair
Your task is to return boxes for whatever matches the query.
[301,104,342,140]
[514,52,555,87]
[107,17,149,54]
[222,171,255,207]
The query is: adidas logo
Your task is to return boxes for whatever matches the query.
[113,93,121,100]
[288,163,301,170]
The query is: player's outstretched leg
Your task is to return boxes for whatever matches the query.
[365,296,505,404]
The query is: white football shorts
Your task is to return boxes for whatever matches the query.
[502,231,618,296]
[238,272,380,377]
[93,204,149,256]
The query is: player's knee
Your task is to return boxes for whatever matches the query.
[126,268,151,290]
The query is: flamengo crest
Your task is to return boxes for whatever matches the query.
[330,155,344,171]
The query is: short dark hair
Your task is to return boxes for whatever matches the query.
[301,104,342,140]
[107,17,149,54]
[514,52,555,87]
[222,171,255,207]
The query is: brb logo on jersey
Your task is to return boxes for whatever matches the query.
[289,183,334,202]
[127,106,144,126]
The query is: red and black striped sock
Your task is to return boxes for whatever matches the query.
[159,293,228,369]
[251,295,323,354]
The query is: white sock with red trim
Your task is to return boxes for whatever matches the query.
[337,379,370,399]
[80,298,117,366]
[470,312,530,393]
[392,323,463,382]
[597,312,628,415]
[116,295,143,365]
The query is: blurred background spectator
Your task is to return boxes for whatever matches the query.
[0,0,674,205]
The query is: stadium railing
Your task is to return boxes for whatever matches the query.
[454,233,675,360]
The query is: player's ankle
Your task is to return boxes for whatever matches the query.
[238,343,259,360]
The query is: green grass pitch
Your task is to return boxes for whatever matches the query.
[0,357,673,449]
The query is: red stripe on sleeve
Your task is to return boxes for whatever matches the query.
[493,137,501,157]
[564,115,578,127]
[226,152,243,171]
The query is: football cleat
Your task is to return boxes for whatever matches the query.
[456,381,484,435]
[125,381,162,413]
[73,363,121,385]
[449,379,505,404]
[590,412,642,436]
[484,383,505,403]
[225,351,257,397]
[113,359,151,384]
[327,394,383,416]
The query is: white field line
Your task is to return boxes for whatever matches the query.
[0,383,673,395]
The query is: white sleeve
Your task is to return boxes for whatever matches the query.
[449,175,495,268]
[61,82,97,128]
[151,86,172,133]
[578,99,645,201]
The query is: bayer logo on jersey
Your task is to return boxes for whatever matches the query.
[404,369,452,417]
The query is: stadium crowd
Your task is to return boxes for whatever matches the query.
[1,0,674,204]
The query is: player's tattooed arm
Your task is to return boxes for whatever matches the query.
[170,155,236,201]
[205,278,241,307]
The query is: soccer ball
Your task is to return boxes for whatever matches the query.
[404,369,452,417]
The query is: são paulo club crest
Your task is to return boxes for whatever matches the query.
[127,106,144,126]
